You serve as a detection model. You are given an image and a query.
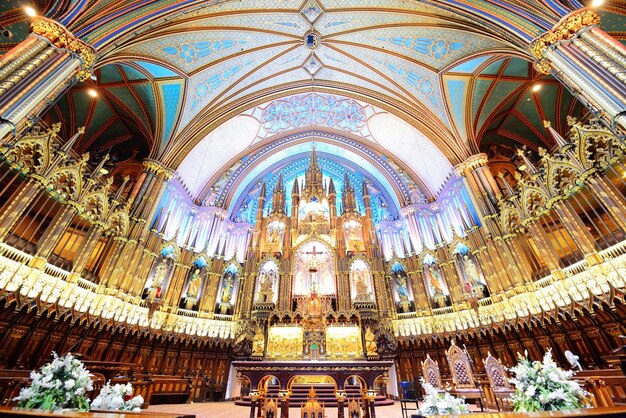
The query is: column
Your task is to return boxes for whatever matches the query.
[531,9,626,132]
[0,179,42,241]
[552,201,599,257]
[0,18,95,140]
[454,153,500,221]
[33,205,77,262]
[68,223,105,278]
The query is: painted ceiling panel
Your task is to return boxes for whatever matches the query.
[133,82,157,125]
[353,45,448,126]
[500,112,541,147]
[84,99,116,142]
[127,31,296,74]
[476,80,523,131]
[517,91,545,134]
[540,83,559,126]
[314,68,409,106]
[502,58,529,77]
[207,46,309,108]
[444,77,469,140]
[179,43,293,130]
[330,27,501,71]
[223,68,309,107]
[449,56,490,74]
[106,85,152,132]
[168,13,307,38]
[136,61,179,78]
[120,64,148,81]
[98,65,125,83]
[472,79,493,119]
[158,81,185,148]
[482,59,505,75]
[69,91,92,130]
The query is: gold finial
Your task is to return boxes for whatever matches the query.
[516,149,525,157]
[543,120,551,128]
[566,116,577,126]
[77,126,85,134]
[538,147,547,157]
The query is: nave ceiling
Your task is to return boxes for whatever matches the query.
[1,0,624,210]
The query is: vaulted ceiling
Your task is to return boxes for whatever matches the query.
[1,0,625,205]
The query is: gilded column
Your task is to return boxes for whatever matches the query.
[0,179,43,241]
[67,222,105,279]
[33,205,77,261]
[531,9,626,133]
[552,201,599,259]
[0,18,95,140]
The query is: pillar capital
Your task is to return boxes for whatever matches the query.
[30,17,96,81]
[530,9,600,73]
[453,153,488,177]
[143,159,175,180]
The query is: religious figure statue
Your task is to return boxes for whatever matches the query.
[186,269,201,299]
[463,255,482,286]
[409,184,422,204]
[396,273,409,300]
[354,271,370,299]
[428,266,444,294]
[365,326,377,356]
[148,260,168,300]
[257,271,275,303]
[252,328,265,356]
[221,275,234,304]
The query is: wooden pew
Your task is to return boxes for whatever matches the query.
[576,369,626,407]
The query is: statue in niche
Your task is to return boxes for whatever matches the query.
[428,266,444,295]
[186,269,201,299]
[355,271,370,299]
[221,275,234,304]
[252,328,265,356]
[409,184,422,204]
[463,255,489,297]
[365,326,378,356]
[396,273,409,300]
[257,270,275,303]
[148,260,168,300]
[463,255,482,286]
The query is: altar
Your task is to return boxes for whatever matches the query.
[231,359,394,391]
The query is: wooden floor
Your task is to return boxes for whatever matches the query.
[148,401,408,418]
[147,402,626,418]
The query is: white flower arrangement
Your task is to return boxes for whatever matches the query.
[508,349,589,412]
[91,381,144,411]
[14,352,93,411]
[419,378,470,416]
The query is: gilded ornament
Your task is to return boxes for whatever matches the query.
[30,17,96,82]
[530,10,600,60]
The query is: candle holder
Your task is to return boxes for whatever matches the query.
[336,390,347,418]
[249,391,260,418]
[278,389,290,418]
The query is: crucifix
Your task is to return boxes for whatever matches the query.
[305,245,324,295]
[305,246,323,273]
